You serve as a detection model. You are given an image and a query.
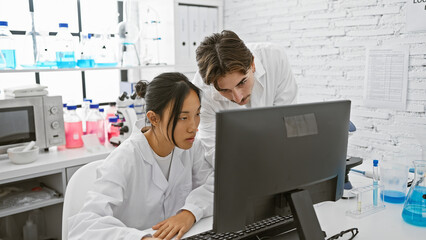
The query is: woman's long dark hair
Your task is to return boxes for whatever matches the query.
[135,72,201,146]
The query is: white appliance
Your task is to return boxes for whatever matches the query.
[0,96,65,153]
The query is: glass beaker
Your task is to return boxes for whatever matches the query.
[379,160,408,204]
[402,160,426,227]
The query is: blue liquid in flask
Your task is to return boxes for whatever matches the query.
[402,186,426,227]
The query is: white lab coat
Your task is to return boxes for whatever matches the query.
[192,42,298,166]
[68,121,214,240]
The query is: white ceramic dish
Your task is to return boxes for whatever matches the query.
[7,146,39,164]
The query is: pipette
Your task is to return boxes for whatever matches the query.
[351,167,415,178]
[350,168,374,178]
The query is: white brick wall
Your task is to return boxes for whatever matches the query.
[224,0,426,164]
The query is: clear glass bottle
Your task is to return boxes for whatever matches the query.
[64,105,84,148]
[402,160,426,227]
[94,33,117,67]
[0,21,16,69]
[55,23,76,68]
[86,103,105,144]
[77,33,95,68]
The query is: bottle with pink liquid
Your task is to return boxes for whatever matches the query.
[107,116,120,141]
[86,103,105,144]
[64,105,84,148]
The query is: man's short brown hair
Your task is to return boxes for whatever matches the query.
[195,30,253,90]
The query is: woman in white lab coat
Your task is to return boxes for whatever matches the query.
[192,30,298,166]
[68,72,214,240]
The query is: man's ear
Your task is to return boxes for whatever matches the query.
[146,111,159,127]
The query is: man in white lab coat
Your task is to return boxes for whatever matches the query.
[192,30,298,166]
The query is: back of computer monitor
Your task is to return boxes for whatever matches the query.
[213,100,351,235]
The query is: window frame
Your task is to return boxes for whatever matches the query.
[3,0,126,105]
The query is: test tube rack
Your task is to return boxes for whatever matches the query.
[346,184,386,218]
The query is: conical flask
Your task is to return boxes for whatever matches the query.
[402,160,426,227]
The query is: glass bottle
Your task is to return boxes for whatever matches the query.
[86,103,105,144]
[94,33,117,67]
[55,23,76,68]
[77,33,95,68]
[64,105,84,148]
[402,160,426,227]
[107,116,120,141]
[0,21,16,69]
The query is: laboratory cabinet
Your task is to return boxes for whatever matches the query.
[142,0,223,67]
[0,145,113,239]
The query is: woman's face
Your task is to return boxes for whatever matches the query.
[160,89,201,150]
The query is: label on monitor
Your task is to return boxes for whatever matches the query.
[283,113,318,137]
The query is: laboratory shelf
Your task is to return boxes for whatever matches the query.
[0,64,197,73]
[0,197,64,218]
[0,65,141,73]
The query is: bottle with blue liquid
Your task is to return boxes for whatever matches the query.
[402,160,426,227]
[0,21,16,69]
[77,33,95,68]
[55,23,76,68]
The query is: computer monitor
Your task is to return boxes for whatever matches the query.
[213,100,351,239]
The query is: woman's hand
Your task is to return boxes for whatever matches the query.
[152,210,196,240]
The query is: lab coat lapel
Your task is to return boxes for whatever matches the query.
[138,133,169,192]
[250,53,266,108]
[164,147,185,198]
[151,162,169,192]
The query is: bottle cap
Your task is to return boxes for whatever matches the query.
[373,159,378,167]
[99,108,104,112]
[59,23,68,28]
[89,103,99,109]
[67,105,77,110]
[109,116,118,123]
[0,21,8,26]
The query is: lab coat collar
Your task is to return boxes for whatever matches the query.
[211,52,266,106]
[130,123,186,194]
[250,52,266,107]
[130,131,169,192]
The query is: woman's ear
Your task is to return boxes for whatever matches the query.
[146,111,159,127]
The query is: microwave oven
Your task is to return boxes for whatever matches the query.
[0,96,65,154]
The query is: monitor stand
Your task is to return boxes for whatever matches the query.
[288,190,325,240]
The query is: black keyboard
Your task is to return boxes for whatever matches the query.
[184,215,294,240]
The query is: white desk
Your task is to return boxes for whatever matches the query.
[151,173,424,239]
[0,144,115,183]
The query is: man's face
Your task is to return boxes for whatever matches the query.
[216,62,256,106]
